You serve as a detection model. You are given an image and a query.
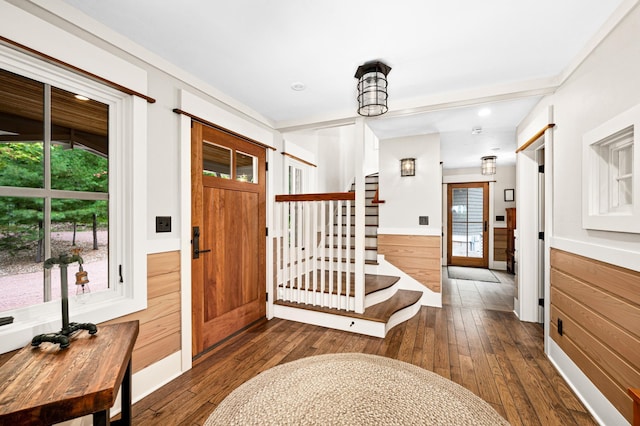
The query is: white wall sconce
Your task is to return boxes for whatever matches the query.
[401,158,415,176]
[481,155,497,175]
[355,60,391,117]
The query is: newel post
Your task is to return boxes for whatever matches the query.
[354,118,366,313]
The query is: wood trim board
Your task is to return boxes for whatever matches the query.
[550,248,640,423]
[101,251,181,373]
[378,234,441,293]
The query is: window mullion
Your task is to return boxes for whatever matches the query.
[43,83,52,302]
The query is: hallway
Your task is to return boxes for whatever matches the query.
[443,267,515,312]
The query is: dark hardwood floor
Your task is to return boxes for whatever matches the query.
[128,268,597,425]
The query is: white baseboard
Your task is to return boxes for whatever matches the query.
[490,260,507,270]
[548,340,628,426]
[113,351,183,416]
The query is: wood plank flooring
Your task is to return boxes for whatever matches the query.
[127,267,597,425]
[444,268,516,312]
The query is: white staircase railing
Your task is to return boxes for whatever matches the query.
[274,192,364,312]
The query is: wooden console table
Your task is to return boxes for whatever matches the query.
[0,320,139,425]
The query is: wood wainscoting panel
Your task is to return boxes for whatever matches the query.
[101,251,181,373]
[550,248,640,423]
[493,228,507,261]
[378,234,441,293]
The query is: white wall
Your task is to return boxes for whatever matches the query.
[524,2,640,263]
[378,134,441,234]
[518,3,640,424]
[314,125,357,193]
[145,70,182,248]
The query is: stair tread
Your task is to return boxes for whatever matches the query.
[274,289,422,323]
[326,245,378,250]
[323,257,378,265]
[278,270,397,296]
[328,223,378,227]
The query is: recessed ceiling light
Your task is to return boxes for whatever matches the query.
[471,126,483,135]
[478,108,491,117]
[74,94,90,101]
[291,82,306,91]
[491,147,501,151]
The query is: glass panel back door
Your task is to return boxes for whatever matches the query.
[448,182,489,268]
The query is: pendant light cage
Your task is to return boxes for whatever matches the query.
[355,61,391,117]
[481,155,497,175]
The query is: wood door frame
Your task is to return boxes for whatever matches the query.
[191,121,266,356]
[447,182,489,268]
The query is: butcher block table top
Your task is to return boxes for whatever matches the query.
[0,320,138,425]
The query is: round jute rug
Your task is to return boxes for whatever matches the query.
[205,353,509,425]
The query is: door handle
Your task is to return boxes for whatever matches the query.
[192,226,211,259]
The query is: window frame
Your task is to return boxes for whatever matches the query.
[582,103,640,233]
[0,45,147,352]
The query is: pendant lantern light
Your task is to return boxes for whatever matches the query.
[481,155,497,175]
[354,61,391,117]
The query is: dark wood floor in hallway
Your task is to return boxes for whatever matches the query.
[129,269,597,425]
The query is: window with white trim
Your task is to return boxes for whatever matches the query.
[583,103,640,233]
[0,68,110,310]
[0,46,147,351]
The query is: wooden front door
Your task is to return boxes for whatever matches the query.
[191,122,266,356]
[447,182,489,268]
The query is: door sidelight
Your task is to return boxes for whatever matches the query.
[192,226,211,259]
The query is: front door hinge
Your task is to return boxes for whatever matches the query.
[266,293,269,302]
[266,227,269,237]
[539,164,545,173]
[538,231,544,240]
[119,264,123,283]
[538,298,544,307]
[265,161,268,172]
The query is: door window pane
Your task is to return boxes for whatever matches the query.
[451,189,467,222]
[451,222,467,257]
[467,222,484,258]
[236,151,257,183]
[467,188,484,222]
[203,141,231,179]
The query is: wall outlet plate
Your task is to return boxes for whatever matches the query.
[156,216,171,233]
[419,216,429,225]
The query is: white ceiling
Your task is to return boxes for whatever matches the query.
[57,0,626,168]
